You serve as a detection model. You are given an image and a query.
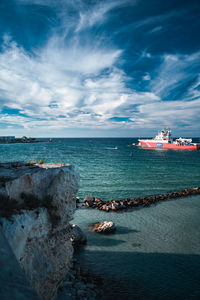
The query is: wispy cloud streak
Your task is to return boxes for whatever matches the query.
[0,0,200,136]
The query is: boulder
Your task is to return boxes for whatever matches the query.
[95,198,102,203]
[84,196,95,202]
[75,197,80,203]
[96,202,103,208]
[85,201,94,208]
[70,225,87,247]
[100,204,110,212]
[92,221,116,234]
[84,196,96,208]
[111,202,120,211]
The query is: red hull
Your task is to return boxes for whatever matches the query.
[139,141,198,150]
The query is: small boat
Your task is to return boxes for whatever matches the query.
[133,129,199,150]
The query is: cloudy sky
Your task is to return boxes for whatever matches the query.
[0,0,200,137]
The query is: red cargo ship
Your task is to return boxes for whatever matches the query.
[135,129,199,150]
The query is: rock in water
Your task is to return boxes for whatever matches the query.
[92,221,116,234]
[84,196,95,202]
[84,196,95,208]
[0,162,80,300]
[70,224,87,247]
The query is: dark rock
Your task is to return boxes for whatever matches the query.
[119,204,126,209]
[86,283,95,289]
[95,198,102,203]
[100,204,107,211]
[85,201,94,208]
[84,196,95,202]
[104,205,110,212]
[77,289,86,297]
[70,225,87,247]
[61,281,72,288]
[96,202,103,208]
[127,200,133,206]
[111,203,118,211]
[74,282,86,290]
[58,256,104,299]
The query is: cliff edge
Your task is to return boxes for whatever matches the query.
[0,162,79,300]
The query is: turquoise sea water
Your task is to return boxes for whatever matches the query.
[1,138,200,200]
[1,138,200,299]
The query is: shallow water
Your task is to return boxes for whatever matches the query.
[73,196,200,300]
[1,138,200,299]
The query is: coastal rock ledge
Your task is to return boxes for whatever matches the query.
[0,162,79,300]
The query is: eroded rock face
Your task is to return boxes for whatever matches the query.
[0,162,79,300]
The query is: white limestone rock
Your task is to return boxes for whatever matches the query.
[0,162,79,300]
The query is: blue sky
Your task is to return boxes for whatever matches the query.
[0,0,200,137]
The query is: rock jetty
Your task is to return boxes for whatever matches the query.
[84,186,200,212]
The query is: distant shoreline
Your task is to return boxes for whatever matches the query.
[0,140,51,144]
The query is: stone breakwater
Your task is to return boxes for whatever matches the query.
[84,187,200,212]
[0,162,79,300]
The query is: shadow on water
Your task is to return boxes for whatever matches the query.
[87,237,126,247]
[76,250,200,300]
[115,226,140,235]
[85,226,139,247]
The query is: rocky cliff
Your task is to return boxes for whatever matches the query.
[0,162,79,300]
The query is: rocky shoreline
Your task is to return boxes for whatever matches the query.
[58,257,103,300]
[1,161,199,299]
[83,186,200,212]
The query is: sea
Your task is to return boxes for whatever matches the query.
[1,138,200,300]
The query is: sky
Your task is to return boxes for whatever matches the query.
[0,0,200,137]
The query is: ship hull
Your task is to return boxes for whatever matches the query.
[139,140,198,150]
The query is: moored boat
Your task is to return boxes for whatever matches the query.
[134,129,199,150]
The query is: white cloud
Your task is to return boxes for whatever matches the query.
[75,1,126,32]
[40,37,122,75]
[147,26,163,34]
[0,36,122,129]
[0,37,200,136]
[0,34,162,134]
[134,10,186,30]
[143,73,151,81]
[151,52,200,100]
[135,98,200,130]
